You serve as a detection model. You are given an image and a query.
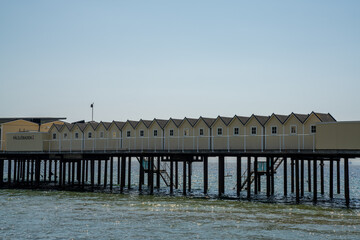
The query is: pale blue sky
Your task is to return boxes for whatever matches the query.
[0,1,359,123]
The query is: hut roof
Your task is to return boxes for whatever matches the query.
[219,116,233,126]
[113,121,126,130]
[313,112,336,122]
[154,119,168,129]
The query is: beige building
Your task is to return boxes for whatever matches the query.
[148,119,168,150]
[107,121,124,150]
[178,118,197,150]
[135,119,152,150]
[244,115,269,150]
[264,114,288,150]
[122,120,139,150]
[193,117,215,151]
[228,115,248,150]
[212,116,233,150]
[163,118,182,151]
[283,113,308,150]
[6,132,49,151]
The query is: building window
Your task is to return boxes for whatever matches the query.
[153,130,158,137]
[199,128,204,136]
[52,133,57,139]
[234,127,239,135]
[88,132,92,138]
[140,130,144,137]
[271,126,277,135]
[251,127,257,135]
[184,129,189,136]
[127,131,131,137]
[112,132,116,138]
[311,125,316,133]
[63,133,68,139]
[169,129,174,136]
[100,132,104,138]
[217,128,222,136]
[290,125,297,134]
[75,132,79,139]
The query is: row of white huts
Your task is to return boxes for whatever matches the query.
[45,112,336,151]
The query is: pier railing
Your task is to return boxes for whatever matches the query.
[41,133,316,153]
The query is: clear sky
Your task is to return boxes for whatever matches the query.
[0,0,359,123]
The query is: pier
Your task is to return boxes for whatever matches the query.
[0,150,358,207]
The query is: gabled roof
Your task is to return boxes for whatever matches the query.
[54,124,64,131]
[127,120,139,129]
[139,119,153,128]
[164,118,183,128]
[112,121,126,130]
[270,114,289,124]
[254,115,270,126]
[99,121,112,130]
[234,115,249,125]
[75,122,87,132]
[85,121,99,130]
[181,117,198,127]
[196,117,216,128]
[313,112,336,122]
[63,122,74,131]
[219,116,233,126]
[153,119,168,129]
[293,113,309,123]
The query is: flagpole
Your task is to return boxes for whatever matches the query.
[91,103,94,121]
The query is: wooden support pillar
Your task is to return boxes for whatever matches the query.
[62,160,66,186]
[329,158,334,199]
[291,159,294,193]
[49,160,53,182]
[295,159,300,203]
[90,159,95,190]
[117,156,121,185]
[13,159,17,184]
[44,160,47,183]
[128,157,132,189]
[271,157,275,195]
[175,161,178,189]
[320,160,324,195]
[139,156,144,191]
[301,159,304,197]
[54,160,58,184]
[204,156,208,195]
[67,161,71,184]
[0,160,4,187]
[8,159,11,185]
[35,158,41,186]
[85,160,89,182]
[156,157,160,190]
[266,157,270,197]
[59,160,62,187]
[170,159,174,194]
[337,159,341,194]
[104,158,108,188]
[149,157,154,195]
[72,161,75,186]
[188,160,192,192]
[219,156,225,197]
[254,157,258,195]
[308,160,311,192]
[344,158,350,207]
[283,157,287,196]
[98,160,102,185]
[313,159,317,203]
[236,156,241,197]
[247,157,251,199]
[120,156,126,193]
[31,159,34,186]
[26,160,30,183]
[110,157,113,191]
[183,160,187,196]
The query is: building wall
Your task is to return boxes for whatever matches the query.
[264,117,283,150]
[70,125,84,151]
[228,118,245,150]
[316,122,360,150]
[212,119,228,150]
[94,124,108,151]
[135,122,149,150]
[244,118,263,150]
[303,114,320,150]
[107,124,121,150]
[148,123,163,150]
[164,121,180,151]
[283,115,304,150]
[83,126,96,151]
[193,120,211,150]
[178,120,195,150]
[6,132,49,151]
[1,120,39,150]
[122,123,136,150]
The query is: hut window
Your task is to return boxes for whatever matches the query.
[52,133,57,139]
[234,127,239,135]
[251,127,257,135]
[184,129,189,136]
[271,126,277,135]
[112,132,116,138]
[127,131,131,137]
[140,130,144,137]
[199,129,204,136]
[63,133,68,139]
[88,132,92,138]
[153,130,158,137]
[290,125,297,134]
[75,132,79,139]
[217,128,222,136]
[100,132,104,138]
[311,125,316,133]
[169,129,174,136]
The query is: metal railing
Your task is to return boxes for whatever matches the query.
[41,133,316,153]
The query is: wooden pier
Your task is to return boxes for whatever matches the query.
[0,150,358,207]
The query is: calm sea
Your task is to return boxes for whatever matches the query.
[1,158,360,239]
